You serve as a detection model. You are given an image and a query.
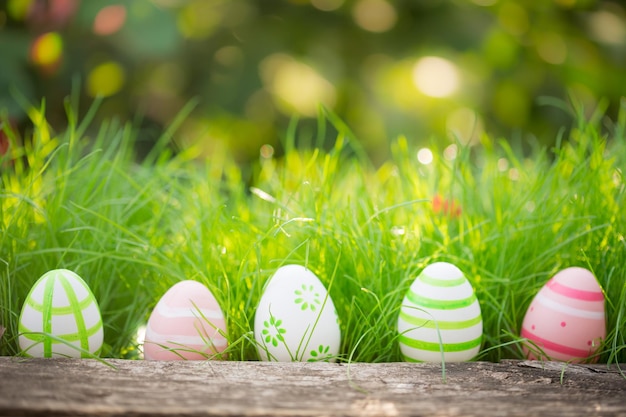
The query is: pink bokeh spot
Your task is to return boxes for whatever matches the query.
[560,321,566,327]
[27,0,79,30]
[93,5,127,36]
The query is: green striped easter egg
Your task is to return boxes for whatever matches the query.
[19,269,103,358]
[398,262,482,362]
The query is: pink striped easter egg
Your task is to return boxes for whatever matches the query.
[521,267,605,363]
[144,281,227,360]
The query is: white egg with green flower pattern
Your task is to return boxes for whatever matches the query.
[254,265,341,362]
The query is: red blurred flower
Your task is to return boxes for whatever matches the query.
[432,194,462,218]
[1,125,11,157]
[0,134,8,157]
[0,118,19,160]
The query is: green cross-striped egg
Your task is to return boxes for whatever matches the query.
[19,269,103,358]
[398,262,482,362]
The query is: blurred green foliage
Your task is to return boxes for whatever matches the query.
[1,0,625,164]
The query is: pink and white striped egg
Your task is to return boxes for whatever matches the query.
[521,267,605,363]
[143,280,228,360]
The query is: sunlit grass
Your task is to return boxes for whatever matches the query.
[1,96,625,364]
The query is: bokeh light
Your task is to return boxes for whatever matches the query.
[443,144,458,161]
[93,5,127,36]
[30,32,63,74]
[7,0,32,20]
[417,148,433,165]
[260,53,336,117]
[412,57,460,98]
[536,33,568,65]
[177,0,221,39]
[311,0,344,12]
[260,144,274,159]
[87,61,126,98]
[482,29,519,69]
[1,1,625,161]
[352,0,397,33]
[587,9,626,45]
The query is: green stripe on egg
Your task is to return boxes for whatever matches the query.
[418,274,467,287]
[399,334,482,352]
[399,310,482,330]
[59,274,90,353]
[26,291,94,314]
[42,274,55,357]
[405,290,477,309]
[19,320,102,342]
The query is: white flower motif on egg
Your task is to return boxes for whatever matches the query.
[254,265,341,362]
[294,284,322,312]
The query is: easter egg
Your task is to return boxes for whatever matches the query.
[144,280,228,360]
[18,269,103,358]
[398,262,482,362]
[254,265,341,362]
[521,267,606,363]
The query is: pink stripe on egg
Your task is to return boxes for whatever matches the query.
[521,327,595,358]
[146,325,228,348]
[148,314,226,336]
[546,279,604,302]
[155,303,225,320]
[534,292,604,319]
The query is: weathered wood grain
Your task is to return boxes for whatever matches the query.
[0,357,624,417]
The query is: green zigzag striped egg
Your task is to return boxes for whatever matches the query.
[19,269,104,358]
[398,262,482,362]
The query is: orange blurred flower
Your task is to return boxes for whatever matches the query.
[432,194,462,218]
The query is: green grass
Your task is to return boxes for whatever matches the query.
[1,96,625,364]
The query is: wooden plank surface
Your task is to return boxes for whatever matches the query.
[0,357,625,417]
